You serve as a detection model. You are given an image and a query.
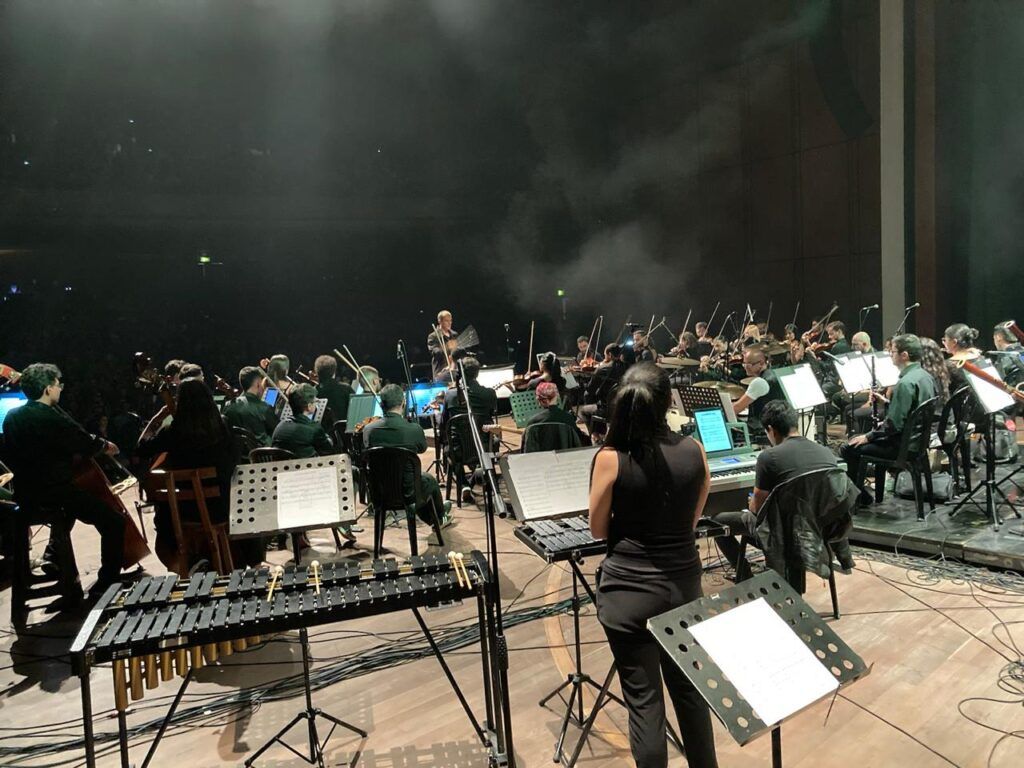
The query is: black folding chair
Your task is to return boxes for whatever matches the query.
[364,447,444,557]
[936,386,973,495]
[859,397,939,520]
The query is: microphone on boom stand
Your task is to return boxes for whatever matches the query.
[894,302,920,336]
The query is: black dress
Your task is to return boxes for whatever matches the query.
[595,432,718,768]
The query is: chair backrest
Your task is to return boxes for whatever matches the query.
[445,412,485,468]
[364,446,424,510]
[142,467,226,575]
[937,386,972,447]
[896,396,938,461]
[332,420,353,454]
[231,426,260,460]
[522,421,582,453]
[249,446,295,464]
[756,466,857,590]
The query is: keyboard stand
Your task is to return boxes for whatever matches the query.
[244,628,367,768]
[538,559,625,763]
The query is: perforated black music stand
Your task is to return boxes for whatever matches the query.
[677,385,725,417]
[645,572,868,767]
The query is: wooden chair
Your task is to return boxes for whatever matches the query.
[144,468,233,578]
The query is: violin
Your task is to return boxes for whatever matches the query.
[354,415,383,432]
[212,374,240,400]
[496,371,540,392]
[0,362,21,386]
[807,340,835,354]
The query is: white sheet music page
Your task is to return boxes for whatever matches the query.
[506,446,597,520]
[689,598,838,727]
[276,466,341,529]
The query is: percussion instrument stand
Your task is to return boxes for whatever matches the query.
[244,627,367,767]
[537,559,626,764]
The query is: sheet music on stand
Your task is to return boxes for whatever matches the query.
[499,446,598,522]
[455,324,480,351]
[477,364,515,399]
[775,364,827,409]
[964,359,1016,414]
[647,572,868,760]
[833,353,872,394]
[280,397,329,424]
[863,352,899,387]
[229,454,356,538]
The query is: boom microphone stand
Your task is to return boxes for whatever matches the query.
[455,359,516,767]
[397,339,415,420]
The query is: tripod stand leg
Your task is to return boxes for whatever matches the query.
[772,726,782,768]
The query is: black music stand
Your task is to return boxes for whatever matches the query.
[677,385,725,417]
[643,572,868,768]
[245,626,367,768]
[537,561,629,764]
[948,369,1022,529]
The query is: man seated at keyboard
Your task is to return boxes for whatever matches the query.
[712,400,855,580]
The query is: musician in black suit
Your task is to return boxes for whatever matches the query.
[427,309,459,383]
[4,363,126,594]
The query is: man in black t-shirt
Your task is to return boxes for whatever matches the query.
[713,400,855,578]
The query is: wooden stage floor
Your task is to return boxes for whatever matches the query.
[3,434,1024,767]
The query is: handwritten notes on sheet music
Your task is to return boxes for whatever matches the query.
[689,598,838,727]
[505,447,598,521]
[276,466,341,529]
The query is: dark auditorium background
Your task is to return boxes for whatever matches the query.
[0,0,1020,419]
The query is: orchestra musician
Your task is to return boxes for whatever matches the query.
[523,381,588,451]
[179,363,205,383]
[363,384,454,529]
[842,334,935,505]
[731,347,786,439]
[527,352,567,395]
[428,309,459,383]
[164,359,186,388]
[825,321,852,354]
[631,328,656,364]
[314,354,355,425]
[993,322,1024,388]
[266,354,293,394]
[851,331,873,353]
[589,363,719,768]
[574,335,593,364]
[443,357,499,503]
[712,400,856,581]
[271,384,334,458]
[137,379,263,570]
[667,331,700,359]
[694,322,714,357]
[584,343,627,407]
[3,364,127,597]
[223,366,279,446]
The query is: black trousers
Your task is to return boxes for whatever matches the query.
[416,472,445,526]
[841,439,898,497]
[39,486,125,585]
[598,566,718,768]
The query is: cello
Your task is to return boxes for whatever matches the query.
[51,400,152,569]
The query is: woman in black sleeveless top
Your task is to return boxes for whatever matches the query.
[590,364,718,768]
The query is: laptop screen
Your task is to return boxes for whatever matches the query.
[694,408,732,454]
[262,388,279,407]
